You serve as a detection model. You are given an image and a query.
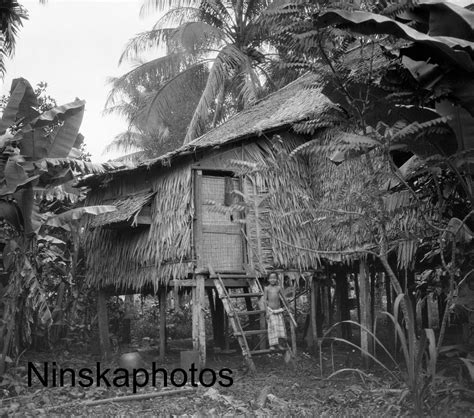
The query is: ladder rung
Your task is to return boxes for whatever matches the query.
[250,349,277,356]
[228,293,262,298]
[235,329,267,336]
[250,348,286,355]
[217,273,255,279]
[236,310,265,315]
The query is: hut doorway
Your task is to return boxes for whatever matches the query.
[196,171,245,272]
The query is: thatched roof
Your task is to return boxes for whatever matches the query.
[79,74,339,187]
[146,74,335,165]
[91,190,155,227]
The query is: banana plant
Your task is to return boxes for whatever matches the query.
[314,0,474,181]
[0,78,121,374]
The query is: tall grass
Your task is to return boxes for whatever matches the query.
[321,294,437,416]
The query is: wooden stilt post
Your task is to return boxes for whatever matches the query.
[192,285,198,349]
[97,290,111,360]
[354,272,361,323]
[359,260,373,366]
[215,289,225,349]
[341,273,351,340]
[122,294,133,344]
[159,288,167,362]
[207,288,219,348]
[192,285,199,352]
[310,276,318,349]
[224,313,230,351]
[290,317,297,355]
[384,272,392,314]
[196,274,206,367]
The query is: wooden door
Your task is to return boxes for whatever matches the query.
[195,171,244,272]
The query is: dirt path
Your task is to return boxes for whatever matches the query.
[1,348,473,416]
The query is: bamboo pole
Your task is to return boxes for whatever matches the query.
[97,290,111,361]
[159,288,167,362]
[41,388,196,411]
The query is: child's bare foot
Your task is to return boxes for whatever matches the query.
[270,345,278,351]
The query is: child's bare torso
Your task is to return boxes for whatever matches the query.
[265,285,282,309]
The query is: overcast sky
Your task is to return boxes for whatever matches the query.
[1,0,158,162]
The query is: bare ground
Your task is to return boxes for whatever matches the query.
[1,345,474,417]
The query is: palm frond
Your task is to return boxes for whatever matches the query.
[140,61,210,128]
[119,29,175,63]
[152,6,202,29]
[200,0,235,32]
[171,21,227,53]
[0,1,28,77]
[140,0,201,17]
[102,131,147,154]
[107,52,193,106]
[238,57,262,107]
[184,45,248,142]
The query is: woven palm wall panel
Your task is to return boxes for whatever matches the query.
[200,175,243,271]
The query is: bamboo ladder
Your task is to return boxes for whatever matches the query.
[209,266,297,372]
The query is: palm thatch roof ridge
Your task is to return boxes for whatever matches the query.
[79,74,340,187]
[141,73,337,167]
[142,74,338,167]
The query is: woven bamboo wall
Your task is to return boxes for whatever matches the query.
[200,175,243,271]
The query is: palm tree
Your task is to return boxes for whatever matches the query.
[105,63,207,160]
[107,0,291,146]
[0,0,28,78]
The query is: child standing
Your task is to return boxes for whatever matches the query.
[263,272,287,350]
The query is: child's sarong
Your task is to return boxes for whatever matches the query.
[267,307,287,346]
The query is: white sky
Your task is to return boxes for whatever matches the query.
[1,0,159,162]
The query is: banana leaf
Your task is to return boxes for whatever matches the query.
[18,127,51,160]
[0,199,22,230]
[28,99,85,130]
[0,159,38,196]
[316,9,474,72]
[0,78,38,135]
[407,1,474,40]
[48,104,84,158]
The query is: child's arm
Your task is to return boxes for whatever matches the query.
[263,286,269,317]
[278,286,287,309]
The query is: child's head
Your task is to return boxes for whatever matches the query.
[268,272,278,285]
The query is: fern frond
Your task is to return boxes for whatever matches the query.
[391,116,452,143]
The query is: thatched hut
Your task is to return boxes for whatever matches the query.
[81,75,343,368]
